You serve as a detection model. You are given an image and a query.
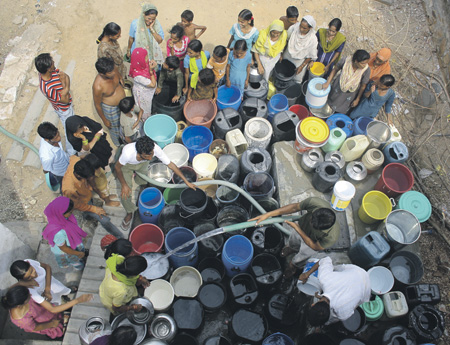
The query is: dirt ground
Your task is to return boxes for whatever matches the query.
[0,0,449,342]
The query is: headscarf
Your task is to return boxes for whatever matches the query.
[43,196,87,249]
[135,3,164,64]
[340,56,369,92]
[129,48,151,79]
[65,116,113,169]
[287,19,318,60]
[368,48,391,82]
[318,28,346,56]
[106,254,139,286]
[253,20,287,58]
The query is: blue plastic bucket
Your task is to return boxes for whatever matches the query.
[182,125,214,161]
[262,333,294,345]
[143,114,177,148]
[222,235,254,277]
[165,227,198,268]
[138,187,165,224]
[353,117,374,136]
[217,85,243,110]
[326,113,354,137]
[267,94,289,122]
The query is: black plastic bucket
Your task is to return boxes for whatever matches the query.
[389,250,424,285]
[250,253,282,290]
[251,226,284,256]
[172,298,204,332]
[179,188,207,221]
[158,204,185,234]
[152,85,186,122]
[229,273,259,307]
[217,205,249,237]
[229,309,267,344]
[273,60,296,90]
[193,222,224,259]
[198,257,226,283]
[198,282,227,313]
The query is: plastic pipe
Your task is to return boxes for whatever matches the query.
[0,125,39,155]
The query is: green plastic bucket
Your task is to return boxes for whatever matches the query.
[163,188,183,205]
[396,191,432,223]
[361,295,384,321]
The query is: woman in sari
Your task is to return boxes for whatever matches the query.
[43,196,87,270]
[322,49,371,114]
[314,18,346,78]
[127,4,164,67]
[2,285,92,339]
[283,15,318,83]
[252,19,287,81]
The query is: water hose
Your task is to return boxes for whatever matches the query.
[0,125,39,155]
[136,171,292,236]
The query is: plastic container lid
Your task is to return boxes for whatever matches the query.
[361,295,384,321]
[397,191,432,223]
[310,62,325,75]
[300,117,330,143]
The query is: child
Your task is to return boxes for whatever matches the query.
[156,56,184,104]
[227,9,259,50]
[183,40,210,95]
[167,25,190,72]
[207,45,230,86]
[178,10,207,41]
[226,40,252,93]
[119,97,140,143]
[188,68,217,101]
[129,48,157,122]
[279,6,299,31]
[350,74,396,125]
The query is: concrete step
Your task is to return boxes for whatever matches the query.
[62,331,82,345]
[0,340,61,345]
[2,221,46,253]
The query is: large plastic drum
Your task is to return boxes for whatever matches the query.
[222,235,254,277]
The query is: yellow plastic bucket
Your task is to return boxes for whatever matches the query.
[310,62,325,76]
[358,191,392,224]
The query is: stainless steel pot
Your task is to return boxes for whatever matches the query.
[324,151,345,169]
[249,66,263,83]
[79,317,111,345]
[345,161,367,182]
[300,148,324,172]
[127,297,154,325]
[148,163,173,183]
[111,313,147,345]
[150,313,178,342]
[366,120,392,149]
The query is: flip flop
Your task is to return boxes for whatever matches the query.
[280,246,297,258]
[121,214,134,232]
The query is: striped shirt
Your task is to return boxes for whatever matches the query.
[39,69,72,111]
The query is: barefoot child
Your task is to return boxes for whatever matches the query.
[188,68,217,101]
[227,9,259,50]
[119,97,140,144]
[155,56,184,104]
[226,40,252,93]
[178,10,207,41]
[207,45,230,86]
[183,40,210,95]
[129,48,157,122]
[279,6,299,31]
[167,25,190,72]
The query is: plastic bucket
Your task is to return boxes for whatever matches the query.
[158,204,184,234]
[331,181,356,211]
[163,143,189,167]
[294,122,328,154]
[182,125,214,161]
[152,85,186,122]
[378,209,421,250]
[341,306,366,334]
[353,117,374,136]
[194,222,223,258]
[172,166,197,184]
[305,77,331,109]
[163,188,183,205]
[198,257,226,283]
[138,187,166,224]
[179,188,207,221]
[198,283,227,313]
[358,191,392,224]
[282,83,303,106]
[217,205,249,236]
[144,114,177,148]
[389,251,424,285]
[396,190,432,223]
[222,235,254,277]
[144,279,174,311]
[170,266,203,298]
[209,139,229,159]
[129,223,165,254]
[296,259,321,296]
[217,85,243,110]
[272,59,296,90]
[243,172,275,200]
[183,99,218,128]
[262,333,294,345]
[289,104,311,121]
[192,153,217,179]
[267,94,289,122]
[164,227,198,268]
[368,266,395,295]
[374,163,414,197]
[308,62,325,80]
[216,185,240,205]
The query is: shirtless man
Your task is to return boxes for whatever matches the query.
[92,57,125,147]
[177,10,207,41]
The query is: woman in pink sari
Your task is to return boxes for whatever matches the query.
[2,285,92,339]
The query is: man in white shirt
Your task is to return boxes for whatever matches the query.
[115,136,196,231]
[37,122,70,189]
[299,256,371,326]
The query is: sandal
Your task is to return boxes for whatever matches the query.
[121,214,134,232]
[280,246,297,258]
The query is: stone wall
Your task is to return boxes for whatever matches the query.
[423,0,450,94]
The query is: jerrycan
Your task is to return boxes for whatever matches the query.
[383,291,408,318]
[383,142,409,165]
[339,135,370,162]
[322,127,346,153]
[312,161,343,193]
[225,129,248,160]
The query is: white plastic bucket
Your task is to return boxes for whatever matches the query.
[170,266,203,298]
[331,181,356,211]
[297,259,321,296]
[244,117,273,150]
[305,78,331,109]
[144,279,175,311]
[192,153,218,179]
[368,266,394,295]
[163,143,189,167]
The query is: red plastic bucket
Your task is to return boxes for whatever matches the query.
[374,163,414,197]
[129,224,165,254]
[289,104,311,121]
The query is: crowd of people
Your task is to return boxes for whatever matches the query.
[2,3,397,341]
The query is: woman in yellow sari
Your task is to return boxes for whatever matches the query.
[252,20,287,81]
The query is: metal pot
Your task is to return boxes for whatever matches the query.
[324,151,345,169]
[345,161,367,182]
[150,313,178,342]
[366,120,392,149]
[127,297,154,325]
[300,148,324,172]
[148,163,173,183]
[249,66,263,83]
[79,317,111,345]
[111,313,147,345]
